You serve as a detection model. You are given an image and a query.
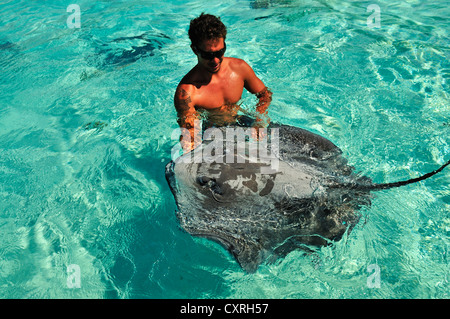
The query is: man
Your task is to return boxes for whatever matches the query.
[174,13,272,153]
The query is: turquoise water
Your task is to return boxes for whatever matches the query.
[0,0,448,299]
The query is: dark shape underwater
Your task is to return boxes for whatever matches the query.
[85,31,170,70]
[165,123,450,272]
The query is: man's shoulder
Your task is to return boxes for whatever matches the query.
[226,57,248,67]
[178,67,197,84]
[176,65,203,90]
[175,68,198,94]
[227,57,252,74]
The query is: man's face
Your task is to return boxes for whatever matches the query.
[193,38,226,74]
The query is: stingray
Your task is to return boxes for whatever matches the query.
[165,122,449,272]
[82,30,170,76]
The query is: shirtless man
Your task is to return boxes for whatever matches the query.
[174,13,272,152]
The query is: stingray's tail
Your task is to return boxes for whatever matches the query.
[366,158,450,191]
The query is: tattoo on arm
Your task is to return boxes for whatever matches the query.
[175,88,199,152]
[176,88,194,126]
[177,89,192,112]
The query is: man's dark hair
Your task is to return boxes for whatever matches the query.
[188,13,227,47]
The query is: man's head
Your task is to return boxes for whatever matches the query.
[189,13,227,73]
[189,13,227,48]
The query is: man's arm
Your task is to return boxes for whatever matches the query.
[255,86,272,115]
[174,85,200,153]
[241,60,273,124]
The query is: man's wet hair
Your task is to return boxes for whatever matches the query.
[188,13,227,47]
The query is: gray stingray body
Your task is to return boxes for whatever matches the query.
[165,123,449,272]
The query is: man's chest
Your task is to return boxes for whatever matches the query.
[193,76,244,109]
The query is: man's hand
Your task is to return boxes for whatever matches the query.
[255,87,273,115]
[251,87,272,141]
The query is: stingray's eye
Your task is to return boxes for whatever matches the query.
[197,176,222,194]
[197,176,212,186]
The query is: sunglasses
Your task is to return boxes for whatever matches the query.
[195,42,226,60]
